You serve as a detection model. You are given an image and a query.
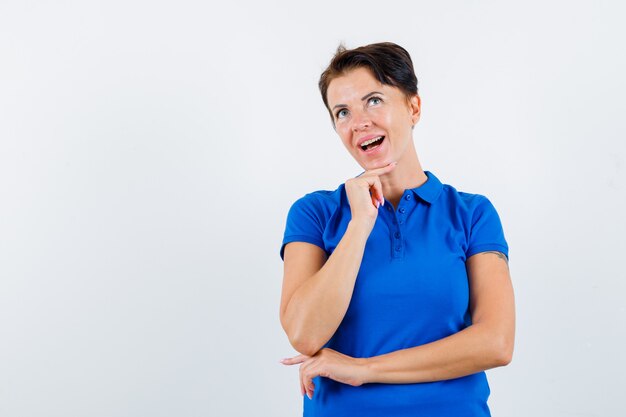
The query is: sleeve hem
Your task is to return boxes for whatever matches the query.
[466,243,509,261]
[280,235,326,261]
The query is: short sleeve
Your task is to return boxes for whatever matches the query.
[279,194,326,261]
[466,195,510,261]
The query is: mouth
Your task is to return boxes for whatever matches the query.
[360,136,385,152]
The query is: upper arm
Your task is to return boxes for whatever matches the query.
[466,251,515,359]
[279,242,327,331]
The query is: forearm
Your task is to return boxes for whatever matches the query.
[285,220,371,356]
[363,323,513,384]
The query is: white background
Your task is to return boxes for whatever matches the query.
[1,1,624,416]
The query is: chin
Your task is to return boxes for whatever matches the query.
[374,157,392,168]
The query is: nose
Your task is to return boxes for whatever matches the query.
[351,110,371,132]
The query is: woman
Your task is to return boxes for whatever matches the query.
[278,42,515,416]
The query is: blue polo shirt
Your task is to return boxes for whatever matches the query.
[279,170,509,417]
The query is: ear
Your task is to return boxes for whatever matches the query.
[408,94,421,126]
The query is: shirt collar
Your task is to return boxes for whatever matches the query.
[353,169,444,204]
[410,170,443,204]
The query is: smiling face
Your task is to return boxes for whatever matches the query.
[326,66,421,170]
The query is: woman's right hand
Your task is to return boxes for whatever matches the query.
[344,161,398,230]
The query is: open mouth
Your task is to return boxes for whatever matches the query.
[360,136,385,152]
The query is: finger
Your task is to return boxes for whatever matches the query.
[371,193,380,209]
[369,176,384,208]
[308,380,316,400]
[358,165,394,202]
[359,175,384,207]
[280,354,308,365]
[304,375,317,400]
[361,161,398,177]
[300,361,315,400]
[299,360,307,398]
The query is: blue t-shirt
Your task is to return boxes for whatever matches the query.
[280,170,509,417]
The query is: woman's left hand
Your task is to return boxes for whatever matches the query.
[280,348,369,399]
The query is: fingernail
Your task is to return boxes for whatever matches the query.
[380,198,384,207]
[375,200,380,208]
[279,358,287,363]
[307,393,312,400]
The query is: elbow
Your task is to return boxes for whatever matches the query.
[280,312,327,356]
[495,348,513,367]
[479,321,514,367]
[289,334,324,357]
[295,344,322,357]
[492,336,514,367]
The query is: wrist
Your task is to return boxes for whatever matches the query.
[358,356,378,385]
[348,218,374,236]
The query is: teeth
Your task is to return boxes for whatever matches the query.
[361,136,383,147]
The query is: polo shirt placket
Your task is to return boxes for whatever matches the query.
[382,191,416,260]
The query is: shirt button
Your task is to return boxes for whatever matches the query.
[399,207,406,214]
[387,206,392,211]
[399,220,404,224]
[394,232,400,238]
[395,246,401,251]
[405,194,412,200]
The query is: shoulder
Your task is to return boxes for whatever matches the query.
[439,180,508,258]
[280,183,345,260]
[438,180,495,216]
[422,171,508,257]
[287,183,345,218]
[436,179,504,233]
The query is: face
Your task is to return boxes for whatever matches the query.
[326,66,421,170]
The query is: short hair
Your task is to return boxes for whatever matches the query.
[318,42,419,123]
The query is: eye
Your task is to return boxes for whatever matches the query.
[368,96,382,106]
[336,108,349,119]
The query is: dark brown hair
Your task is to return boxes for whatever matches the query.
[318,42,419,123]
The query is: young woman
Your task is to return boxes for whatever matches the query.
[279,42,515,417]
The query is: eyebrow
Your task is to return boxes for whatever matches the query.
[331,91,384,111]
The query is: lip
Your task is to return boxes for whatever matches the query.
[356,133,386,148]
[359,135,387,156]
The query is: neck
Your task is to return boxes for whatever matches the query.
[379,141,427,208]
